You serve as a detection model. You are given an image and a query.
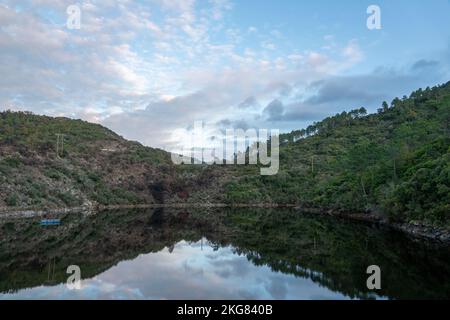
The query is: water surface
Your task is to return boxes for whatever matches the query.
[0,208,449,299]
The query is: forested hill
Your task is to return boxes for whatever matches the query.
[0,112,173,208]
[224,81,450,226]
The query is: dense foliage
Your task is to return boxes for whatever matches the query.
[225,82,450,226]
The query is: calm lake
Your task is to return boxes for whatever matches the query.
[0,208,449,299]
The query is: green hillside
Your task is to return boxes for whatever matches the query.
[0,112,171,208]
[224,82,450,226]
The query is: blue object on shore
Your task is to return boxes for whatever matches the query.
[40,219,61,226]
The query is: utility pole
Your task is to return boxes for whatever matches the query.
[311,155,314,173]
[55,134,65,158]
[47,257,56,284]
[393,158,397,182]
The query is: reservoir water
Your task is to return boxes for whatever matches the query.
[0,208,449,299]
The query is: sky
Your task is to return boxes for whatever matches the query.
[0,239,357,299]
[1,0,450,151]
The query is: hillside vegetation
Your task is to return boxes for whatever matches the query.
[224,82,450,226]
[0,112,171,208]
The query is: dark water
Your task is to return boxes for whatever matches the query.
[0,208,449,299]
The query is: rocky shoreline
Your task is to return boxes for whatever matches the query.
[298,207,450,244]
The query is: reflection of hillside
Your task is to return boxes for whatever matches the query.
[0,208,213,293]
[1,208,449,299]
[212,209,450,300]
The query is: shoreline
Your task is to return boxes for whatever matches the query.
[297,207,450,244]
[0,203,448,244]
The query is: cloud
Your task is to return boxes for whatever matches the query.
[0,1,167,115]
[306,78,381,106]
[341,40,363,65]
[217,119,250,131]
[305,60,448,112]
[411,59,439,71]
[282,103,328,122]
[0,0,237,114]
[238,96,260,109]
[263,99,284,121]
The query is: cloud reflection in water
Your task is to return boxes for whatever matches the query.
[0,239,350,300]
